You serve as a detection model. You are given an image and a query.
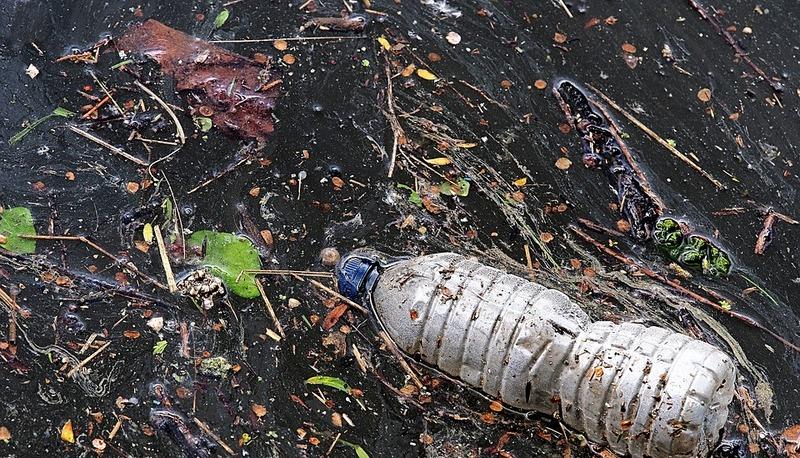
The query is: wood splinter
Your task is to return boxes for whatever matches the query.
[754,210,799,255]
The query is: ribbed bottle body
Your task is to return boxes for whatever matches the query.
[371,253,736,457]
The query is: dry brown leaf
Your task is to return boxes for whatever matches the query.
[282,54,296,65]
[621,43,637,53]
[273,40,288,51]
[534,79,547,90]
[123,330,141,339]
[553,32,567,44]
[251,403,267,418]
[540,232,554,243]
[425,157,452,166]
[322,304,348,330]
[0,426,10,442]
[489,401,503,412]
[555,157,572,170]
[401,64,416,77]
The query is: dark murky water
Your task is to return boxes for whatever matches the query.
[0,0,798,456]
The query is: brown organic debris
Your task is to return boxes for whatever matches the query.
[117,20,280,143]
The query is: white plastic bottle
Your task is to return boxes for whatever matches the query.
[337,251,736,458]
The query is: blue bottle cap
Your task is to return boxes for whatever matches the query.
[336,253,380,301]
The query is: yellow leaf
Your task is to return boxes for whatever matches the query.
[454,142,478,148]
[513,177,527,187]
[416,69,438,81]
[377,36,391,51]
[143,223,154,243]
[425,157,452,166]
[61,420,75,444]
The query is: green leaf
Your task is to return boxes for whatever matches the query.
[408,191,422,207]
[0,207,36,254]
[439,178,470,197]
[397,184,422,207]
[52,107,75,118]
[10,107,74,145]
[187,230,262,298]
[339,440,370,458]
[194,116,213,132]
[305,375,351,394]
[110,59,134,70]
[153,340,167,355]
[214,9,230,28]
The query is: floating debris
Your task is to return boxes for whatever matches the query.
[554,80,660,240]
[117,20,280,142]
[653,218,732,277]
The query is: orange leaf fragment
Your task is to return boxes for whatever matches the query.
[251,403,267,418]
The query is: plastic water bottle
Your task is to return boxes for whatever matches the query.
[337,251,736,458]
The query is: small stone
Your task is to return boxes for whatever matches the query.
[146,316,164,333]
[445,31,461,45]
[288,298,301,308]
[742,26,753,34]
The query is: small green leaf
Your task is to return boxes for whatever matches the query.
[161,198,174,223]
[111,59,134,70]
[153,340,167,355]
[194,116,213,132]
[0,207,36,254]
[339,440,370,458]
[214,9,230,29]
[439,178,470,197]
[305,375,351,394]
[10,107,74,145]
[52,107,75,118]
[408,191,422,207]
[187,230,262,298]
[397,184,422,207]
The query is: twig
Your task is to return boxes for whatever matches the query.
[154,225,177,292]
[66,340,111,378]
[458,80,509,109]
[754,210,798,255]
[325,433,342,456]
[255,280,286,338]
[133,80,186,144]
[686,0,782,93]
[89,71,125,118]
[384,61,403,178]
[556,0,573,18]
[241,269,333,279]
[80,95,111,120]
[378,330,424,389]
[210,36,364,44]
[291,274,369,314]
[67,125,149,166]
[586,84,725,190]
[193,418,235,455]
[569,225,800,353]
[21,234,168,290]
[187,156,250,194]
[577,217,626,238]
